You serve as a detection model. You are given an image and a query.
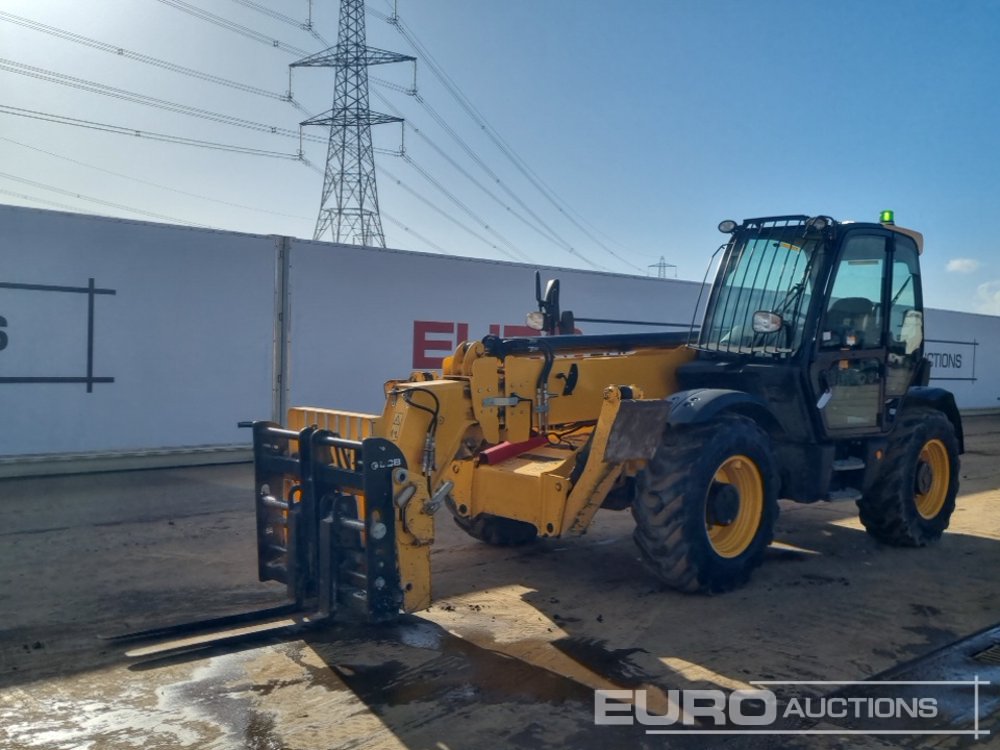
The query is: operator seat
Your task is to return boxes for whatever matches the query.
[825,296,877,348]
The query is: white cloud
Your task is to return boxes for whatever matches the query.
[975,281,1000,315]
[946,258,981,273]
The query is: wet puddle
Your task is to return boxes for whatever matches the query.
[299,616,597,709]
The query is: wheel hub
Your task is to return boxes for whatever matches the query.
[706,454,765,559]
[914,438,951,521]
[708,482,740,526]
[915,461,934,495]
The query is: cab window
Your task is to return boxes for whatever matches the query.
[821,235,886,349]
[889,236,922,356]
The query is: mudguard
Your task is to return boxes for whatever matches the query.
[902,386,965,453]
[665,388,781,433]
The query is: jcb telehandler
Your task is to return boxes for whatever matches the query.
[239,212,963,626]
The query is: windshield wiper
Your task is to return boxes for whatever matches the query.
[890,275,913,306]
[769,252,819,350]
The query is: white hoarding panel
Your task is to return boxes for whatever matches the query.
[4,203,1000,462]
[287,239,704,414]
[0,206,275,456]
[924,308,998,409]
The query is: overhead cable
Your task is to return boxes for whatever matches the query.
[381,211,452,255]
[375,4,641,272]
[373,88,604,267]
[401,154,530,263]
[0,104,304,159]
[0,170,216,227]
[153,0,311,56]
[0,59,324,144]
[0,11,300,107]
[0,135,312,221]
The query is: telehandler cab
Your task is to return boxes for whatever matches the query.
[239,212,963,626]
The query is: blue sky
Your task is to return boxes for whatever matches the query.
[2,0,998,314]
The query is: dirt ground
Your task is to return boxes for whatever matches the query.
[1,417,999,749]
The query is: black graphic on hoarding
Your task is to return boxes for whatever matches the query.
[0,279,116,392]
[925,338,977,383]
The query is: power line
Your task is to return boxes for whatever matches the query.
[223,0,331,47]
[0,104,304,159]
[0,170,216,228]
[3,165,443,257]
[0,136,312,221]
[378,162,521,262]
[153,0,311,56]
[218,0,334,49]
[158,0,630,268]
[305,157,514,261]
[0,11,299,107]
[301,0,329,47]
[0,187,97,215]
[370,76,415,96]
[368,5,605,271]
[374,4,643,272]
[1,1,623,266]
[301,158,455,251]
[374,90,559,246]
[412,94,581,253]
[225,0,309,30]
[401,154,530,262]
[303,154,515,260]
[373,88,598,266]
[381,211,452,255]
[0,58,325,145]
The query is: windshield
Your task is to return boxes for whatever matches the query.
[696,220,823,355]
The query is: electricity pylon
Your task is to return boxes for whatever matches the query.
[292,0,414,246]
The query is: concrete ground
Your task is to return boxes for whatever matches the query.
[1,417,1000,749]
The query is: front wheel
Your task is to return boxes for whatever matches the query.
[858,407,960,546]
[632,414,779,593]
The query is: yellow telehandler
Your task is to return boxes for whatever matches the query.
[215,212,965,631]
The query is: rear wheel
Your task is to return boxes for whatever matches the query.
[632,414,779,593]
[453,513,538,546]
[858,407,959,545]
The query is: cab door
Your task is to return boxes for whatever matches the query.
[883,234,924,407]
[810,232,890,435]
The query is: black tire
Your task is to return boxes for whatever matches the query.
[632,414,779,593]
[453,513,538,546]
[858,407,959,546]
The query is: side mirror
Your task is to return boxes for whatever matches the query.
[530,271,562,335]
[752,310,783,334]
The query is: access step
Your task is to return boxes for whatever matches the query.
[833,457,865,471]
[827,488,862,502]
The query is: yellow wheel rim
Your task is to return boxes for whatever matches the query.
[706,455,764,558]
[915,438,950,520]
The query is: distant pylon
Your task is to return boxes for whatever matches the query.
[292,0,414,246]
[649,256,677,278]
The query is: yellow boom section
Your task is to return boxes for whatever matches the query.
[289,335,695,612]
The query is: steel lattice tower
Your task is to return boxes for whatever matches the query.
[292,0,413,246]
